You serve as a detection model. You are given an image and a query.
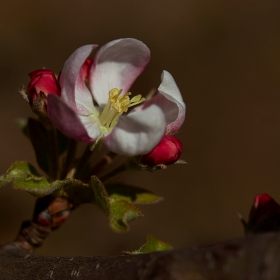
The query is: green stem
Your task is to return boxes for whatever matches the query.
[74,145,93,179]
[60,139,77,179]
[99,163,127,182]
[91,152,116,175]
[47,127,59,180]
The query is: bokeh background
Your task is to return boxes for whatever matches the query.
[1,0,280,256]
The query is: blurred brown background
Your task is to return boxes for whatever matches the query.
[1,0,280,256]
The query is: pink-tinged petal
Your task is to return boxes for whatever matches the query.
[60,44,98,114]
[48,94,93,142]
[89,38,150,107]
[158,71,186,133]
[104,104,166,156]
[136,71,185,134]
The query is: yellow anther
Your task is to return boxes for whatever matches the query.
[99,88,145,129]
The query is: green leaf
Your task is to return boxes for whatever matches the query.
[109,198,143,232]
[105,183,162,204]
[90,176,110,216]
[89,176,144,232]
[126,235,173,254]
[6,161,40,179]
[0,161,63,197]
[13,176,52,196]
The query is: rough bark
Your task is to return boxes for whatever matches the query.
[1,231,280,279]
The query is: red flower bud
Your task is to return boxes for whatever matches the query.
[81,58,93,81]
[246,193,280,233]
[141,135,183,166]
[27,69,60,106]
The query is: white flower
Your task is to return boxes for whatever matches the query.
[48,38,185,156]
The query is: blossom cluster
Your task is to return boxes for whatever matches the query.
[27,38,186,165]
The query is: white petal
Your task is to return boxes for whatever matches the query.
[104,104,166,156]
[89,38,150,107]
[158,70,186,133]
[78,114,102,140]
[60,44,98,115]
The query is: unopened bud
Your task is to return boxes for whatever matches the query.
[141,135,183,166]
[27,69,60,113]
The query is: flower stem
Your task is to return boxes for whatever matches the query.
[92,152,116,175]
[60,139,77,179]
[99,163,127,182]
[46,127,59,180]
[74,145,93,179]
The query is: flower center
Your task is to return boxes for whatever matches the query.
[99,88,145,129]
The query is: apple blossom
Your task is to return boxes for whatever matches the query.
[48,38,186,156]
[141,135,183,166]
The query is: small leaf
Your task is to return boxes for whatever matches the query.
[13,176,52,196]
[106,183,162,204]
[0,161,65,197]
[109,198,143,232]
[6,161,41,179]
[18,178,91,199]
[126,235,173,254]
[90,176,110,216]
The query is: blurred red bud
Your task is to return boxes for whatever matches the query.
[246,193,280,233]
[141,135,183,166]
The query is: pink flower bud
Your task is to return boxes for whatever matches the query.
[141,135,183,166]
[246,193,280,233]
[81,58,93,81]
[27,69,60,105]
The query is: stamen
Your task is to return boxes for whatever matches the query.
[99,88,145,129]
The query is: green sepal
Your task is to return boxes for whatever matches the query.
[109,198,143,232]
[106,183,162,204]
[89,135,103,152]
[18,86,29,102]
[125,234,173,254]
